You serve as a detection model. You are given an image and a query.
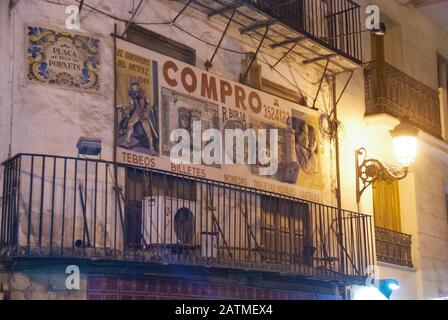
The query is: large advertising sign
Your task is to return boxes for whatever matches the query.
[115,39,324,201]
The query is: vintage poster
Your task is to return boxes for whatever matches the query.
[26,26,100,92]
[115,39,325,201]
[116,43,159,156]
[161,87,220,165]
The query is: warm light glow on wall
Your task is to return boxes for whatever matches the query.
[392,136,418,167]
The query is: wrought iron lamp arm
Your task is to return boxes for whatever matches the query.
[355,148,408,203]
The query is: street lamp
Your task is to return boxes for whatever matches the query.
[390,121,419,168]
[355,120,419,203]
[371,22,387,36]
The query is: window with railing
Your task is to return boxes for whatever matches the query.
[375,227,413,268]
[260,197,312,266]
[241,0,363,63]
[372,178,413,268]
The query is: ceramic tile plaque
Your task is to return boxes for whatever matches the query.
[26,26,100,92]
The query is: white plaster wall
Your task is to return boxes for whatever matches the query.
[414,150,448,298]
[0,1,13,200]
[6,0,115,160]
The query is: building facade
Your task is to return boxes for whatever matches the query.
[0,0,447,300]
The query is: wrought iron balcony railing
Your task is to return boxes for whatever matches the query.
[241,0,363,63]
[364,60,442,138]
[375,227,413,268]
[178,0,363,73]
[1,154,374,283]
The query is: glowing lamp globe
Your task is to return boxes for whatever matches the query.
[390,121,418,168]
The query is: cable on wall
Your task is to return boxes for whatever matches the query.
[43,0,331,108]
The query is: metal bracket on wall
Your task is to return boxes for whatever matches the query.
[122,0,146,37]
[240,20,276,34]
[172,0,194,24]
[355,148,409,204]
[78,182,92,247]
[303,54,337,65]
[78,0,85,14]
[311,58,330,110]
[328,70,354,118]
[205,7,237,71]
[241,26,270,82]
[271,37,306,68]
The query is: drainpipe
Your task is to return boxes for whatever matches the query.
[7,3,15,159]
[331,75,343,224]
[331,74,346,297]
[113,23,118,167]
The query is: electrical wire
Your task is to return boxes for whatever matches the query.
[72,0,129,23]
[247,34,334,108]
[172,24,247,55]
[66,0,248,54]
[42,0,334,112]
[255,50,317,104]
[45,0,330,93]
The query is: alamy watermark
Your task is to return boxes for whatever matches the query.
[65,5,80,30]
[365,5,381,31]
[65,265,80,290]
[170,121,279,176]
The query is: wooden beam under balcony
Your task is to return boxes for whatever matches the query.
[208,3,242,17]
[270,36,306,49]
[303,54,337,65]
[240,19,277,34]
[176,0,363,73]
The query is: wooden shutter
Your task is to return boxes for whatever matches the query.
[372,178,401,231]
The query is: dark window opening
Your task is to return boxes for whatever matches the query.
[126,168,197,203]
[260,197,313,265]
[126,23,196,66]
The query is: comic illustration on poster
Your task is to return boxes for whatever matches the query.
[115,39,325,201]
[115,45,159,156]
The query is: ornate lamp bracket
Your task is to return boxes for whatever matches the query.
[355,148,408,204]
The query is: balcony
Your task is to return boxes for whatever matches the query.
[1,154,374,284]
[375,227,413,268]
[176,0,363,73]
[364,60,442,138]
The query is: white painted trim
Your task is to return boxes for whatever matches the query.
[377,261,417,272]
[364,113,400,128]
